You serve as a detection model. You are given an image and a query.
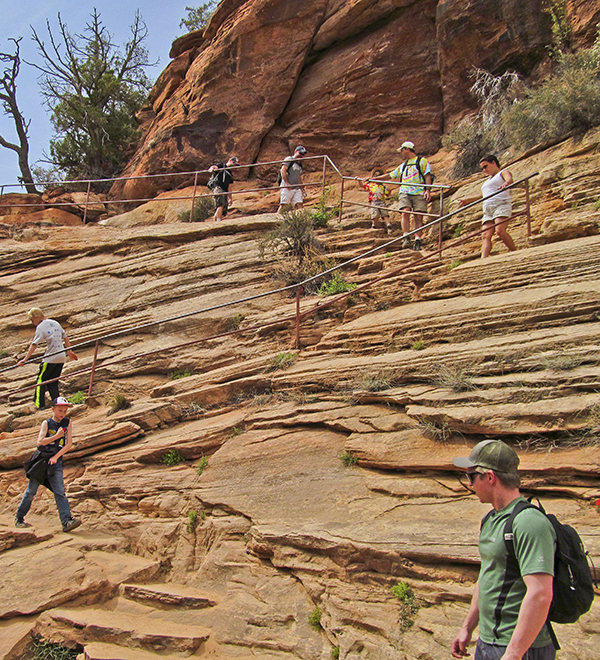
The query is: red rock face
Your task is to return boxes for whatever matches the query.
[112,0,597,201]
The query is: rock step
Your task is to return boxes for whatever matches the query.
[79,641,192,660]
[35,605,212,655]
[119,582,219,609]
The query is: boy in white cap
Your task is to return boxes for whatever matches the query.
[15,396,81,532]
[389,141,433,250]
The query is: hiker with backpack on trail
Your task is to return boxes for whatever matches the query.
[388,140,433,251]
[451,440,595,660]
[277,145,307,213]
[207,158,236,221]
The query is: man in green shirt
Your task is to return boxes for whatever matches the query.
[452,440,556,660]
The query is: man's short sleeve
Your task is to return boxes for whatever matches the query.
[389,166,400,180]
[513,508,556,577]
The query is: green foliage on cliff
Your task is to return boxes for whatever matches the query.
[180,2,220,32]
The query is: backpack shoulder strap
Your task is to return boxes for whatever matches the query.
[400,156,425,183]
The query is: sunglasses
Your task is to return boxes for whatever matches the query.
[466,467,489,485]
[481,163,490,170]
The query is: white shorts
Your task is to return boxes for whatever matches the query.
[280,186,304,206]
[482,200,511,224]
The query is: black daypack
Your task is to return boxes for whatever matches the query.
[277,159,302,185]
[489,498,596,649]
[400,156,435,184]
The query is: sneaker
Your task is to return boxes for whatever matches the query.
[62,518,81,533]
[413,238,422,251]
[402,237,411,249]
[15,517,29,528]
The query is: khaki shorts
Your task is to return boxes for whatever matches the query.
[397,193,428,214]
[370,200,389,219]
[482,200,512,224]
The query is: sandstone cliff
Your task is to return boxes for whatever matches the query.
[0,127,599,659]
[113,0,600,201]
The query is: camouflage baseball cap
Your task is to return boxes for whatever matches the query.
[453,440,520,473]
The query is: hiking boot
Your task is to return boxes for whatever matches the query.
[413,238,422,251]
[62,518,81,533]
[402,237,411,249]
[15,517,29,528]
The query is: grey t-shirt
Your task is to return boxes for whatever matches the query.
[281,157,303,187]
[33,318,67,363]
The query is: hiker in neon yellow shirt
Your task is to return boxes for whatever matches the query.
[389,141,432,251]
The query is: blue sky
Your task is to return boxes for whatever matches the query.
[0,0,194,187]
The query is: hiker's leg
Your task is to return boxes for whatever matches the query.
[495,217,516,251]
[481,220,495,258]
[16,479,40,521]
[48,462,72,527]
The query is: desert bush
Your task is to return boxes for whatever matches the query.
[267,352,298,371]
[226,313,245,331]
[339,450,359,467]
[259,209,323,262]
[308,606,322,630]
[317,272,357,296]
[390,581,420,632]
[171,369,193,379]
[309,186,340,228]
[108,392,131,415]
[187,510,198,533]
[418,418,452,443]
[196,455,209,475]
[353,369,395,392]
[32,638,79,660]
[177,196,213,223]
[180,402,205,419]
[161,449,185,466]
[432,364,476,392]
[411,340,425,350]
[69,391,86,405]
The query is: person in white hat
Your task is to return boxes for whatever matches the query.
[278,145,307,213]
[15,396,81,532]
[388,141,433,251]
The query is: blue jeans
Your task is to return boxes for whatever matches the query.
[16,460,72,526]
[475,639,555,660]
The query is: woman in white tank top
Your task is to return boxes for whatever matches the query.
[459,155,517,258]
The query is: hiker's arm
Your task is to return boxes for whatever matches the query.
[281,164,290,186]
[457,196,481,208]
[452,583,479,658]
[17,342,38,367]
[36,420,51,446]
[500,169,514,189]
[501,573,553,660]
[424,172,432,201]
[50,423,73,464]
[64,334,78,361]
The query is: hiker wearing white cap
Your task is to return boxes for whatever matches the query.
[451,440,556,660]
[389,141,433,251]
[278,145,307,213]
[17,308,78,410]
[15,396,81,532]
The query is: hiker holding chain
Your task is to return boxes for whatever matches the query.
[458,155,517,258]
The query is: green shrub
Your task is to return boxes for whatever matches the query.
[411,340,425,351]
[108,392,131,415]
[453,223,465,238]
[267,351,298,371]
[259,209,323,262]
[32,638,79,660]
[353,369,395,391]
[230,426,244,437]
[161,449,185,466]
[331,647,340,660]
[390,581,419,632]
[317,272,357,296]
[339,450,359,467]
[181,402,205,419]
[187,510,198,533]
[171,369,193,380]
[226,313,245,331]
[309,186,340,228]
[69,391,86,405]
[418,418,452,443]
[177,196,213,223]
[308,606,322,631]
[448,260,463,271]
[197,455,209,475]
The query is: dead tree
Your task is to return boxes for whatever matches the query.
[0,38,39,194]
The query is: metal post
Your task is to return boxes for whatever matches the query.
[82,180,91,224]
[322,157,327,197]
[524,179,531,237]
[295,286,301,349]
[338,177,345,223]
[438,188,444,260]
[88,340,100,397]
[190,172,199,222]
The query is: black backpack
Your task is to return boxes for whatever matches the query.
[277,159,302,185]
[486,498,596,650]
[400,156,435,184]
